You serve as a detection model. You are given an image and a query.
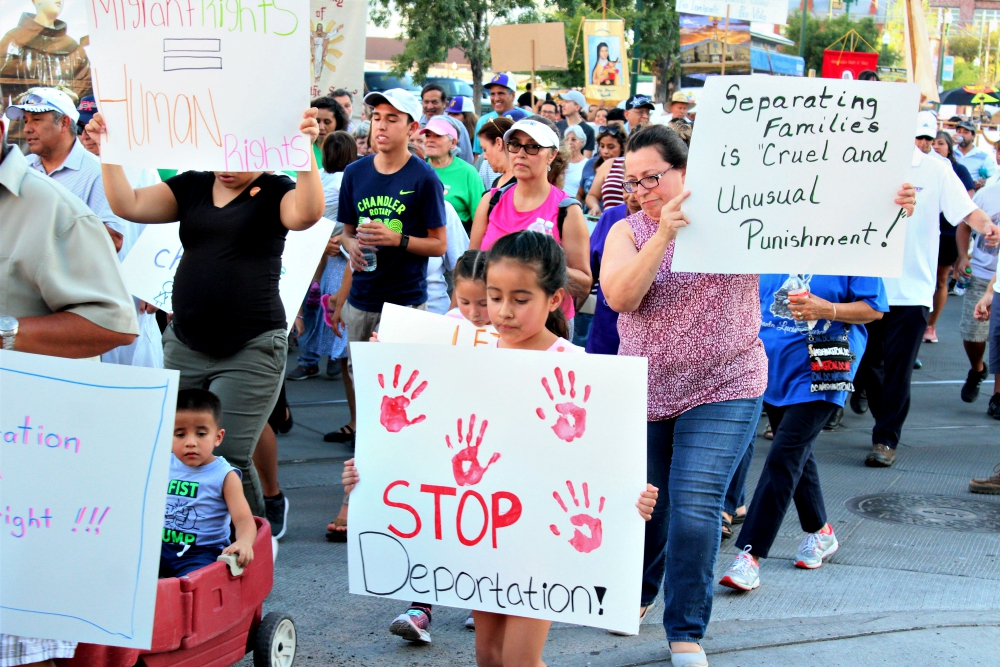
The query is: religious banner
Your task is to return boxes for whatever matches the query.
[84,0,310,171]
[673,76,920,276]
[0,351,178,647]
[822,50,880,80]
[675,0,789,25]
[119,217,337,331]
[347,343,648,635]
[583,19,629,106]
[309,0,366,105]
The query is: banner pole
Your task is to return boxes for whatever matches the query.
[721,4,730,76]
[531,39,536,109]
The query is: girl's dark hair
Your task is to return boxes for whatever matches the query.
[606,108,626,123]
[454,249,487,283]
[456,111,479,142]
[486,231,569,339]
[527,115,568,186]
[477,115,515,146]
[321,131,358,173]
[935,130,956,163]
[626,123,688,168]
[310,96,350,131]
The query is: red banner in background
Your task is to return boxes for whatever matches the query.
[822,50,879,79]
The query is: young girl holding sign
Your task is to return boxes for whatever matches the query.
[342,231,658,662]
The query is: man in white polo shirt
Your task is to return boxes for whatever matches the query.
[854,141,1000,468]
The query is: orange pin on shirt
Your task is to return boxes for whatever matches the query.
[250,187,261,197]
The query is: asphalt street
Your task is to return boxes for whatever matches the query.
[239,297,1000,666]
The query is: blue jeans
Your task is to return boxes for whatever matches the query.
[641,395,763,644]
[723,421,759,516]
[296,303,323,369]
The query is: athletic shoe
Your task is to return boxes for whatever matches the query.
[286,365,319,381]
[465,613,475,629]
[795,524,839,569]
[923,325,938,343]
[988,393,1000,420]
[670,649,708,667]
[970,466,1000,494]
[914,358,923,370]
[961,364,990,403]
[264,492,289,540]
[865,443,895,467]
[822,407,844,431]
[719,546,759,591]
[849,389,868,415]
[389,608,432,644]
[326,361,342,379]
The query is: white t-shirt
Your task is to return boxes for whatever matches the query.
[322,171,344,221]
[883,148,978,308]
[563,159,586,200]
[972,184,1000,284]
[426,202,470,314]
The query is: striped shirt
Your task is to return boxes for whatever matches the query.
[24,139,126,235]
[601,156,625,210]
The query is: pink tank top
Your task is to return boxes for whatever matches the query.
[616,211,768,421]
[601,157,625,209]
[481,183,575,319]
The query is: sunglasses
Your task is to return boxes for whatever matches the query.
[598,126,624,138]
[506,140,547,156]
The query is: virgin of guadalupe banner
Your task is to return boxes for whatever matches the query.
[583,20,629,106]
[309,0,366,108]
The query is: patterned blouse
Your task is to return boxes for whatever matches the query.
[617,211,768,421]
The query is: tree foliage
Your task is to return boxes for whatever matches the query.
[370,0,535,105]
[783,11,900,73]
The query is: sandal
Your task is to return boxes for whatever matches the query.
[324,424,356,443]
[326,517,348,542]
[763,423,774,440]
[721,514,734,540]
[732,507,747,525]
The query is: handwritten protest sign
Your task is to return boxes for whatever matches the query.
[377,304,499,347]
[673,76,919,276]
[347,344,648,634]
[675,0,789,25]
[119,217,336,331]
[85,0,309,170]
[0,351,178,647]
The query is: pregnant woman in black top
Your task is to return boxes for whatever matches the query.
[87,110,326,516]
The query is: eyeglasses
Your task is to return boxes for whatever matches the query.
[622,167,673,193]
[506,140,546,156]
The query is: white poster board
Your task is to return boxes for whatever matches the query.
[675,0,788,25]
[347,344,649,635]
[119,217,336,331]
[377,304,499,347]
[309,0,366,107]
[85,0,310,171]
[0,351,178,648]
[673,76,919,276]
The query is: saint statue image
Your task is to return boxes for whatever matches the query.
[312,21,344,83]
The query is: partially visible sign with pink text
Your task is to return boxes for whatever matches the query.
[84,0,310,171]
[347,344,649,634]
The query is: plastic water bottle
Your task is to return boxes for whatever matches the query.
[955,266,972,294]
[358,217,377,272]
[785,274,816,332]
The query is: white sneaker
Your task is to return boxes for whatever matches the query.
[465,612,475,629]
[795,525,839,569]
[718,545,759,591]
[670,648,709,667]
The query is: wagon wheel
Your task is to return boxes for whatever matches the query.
[254,612,296,667]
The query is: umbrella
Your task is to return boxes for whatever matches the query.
[940,86,1000,105]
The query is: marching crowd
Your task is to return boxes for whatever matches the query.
[2,67,1000,667]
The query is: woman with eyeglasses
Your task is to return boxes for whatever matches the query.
[469,117,592,338]
[599,125,916,666]
[581,122,627,208]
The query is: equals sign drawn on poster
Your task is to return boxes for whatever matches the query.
[163,38,222,72]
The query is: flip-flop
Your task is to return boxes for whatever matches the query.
[326,517,348,542]
[721,515,734,540]
[732,508,747,525]
[324,424,355,443]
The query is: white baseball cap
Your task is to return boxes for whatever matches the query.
[5,87,80,123]
[363,88,422,123]
[503,118,561,148]
[915,118,936,139]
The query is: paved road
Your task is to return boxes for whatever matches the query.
[241,298,1000,666]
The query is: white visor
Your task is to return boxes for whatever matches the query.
[502,119,560,148]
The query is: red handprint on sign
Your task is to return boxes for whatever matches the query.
[535,367,591,443]
[550,480,605,554]
[378,365,428,432]
[445,414,500,486]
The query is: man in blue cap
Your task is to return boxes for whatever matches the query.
[472,72,516,155]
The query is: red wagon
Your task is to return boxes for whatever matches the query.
[60,518,295,667]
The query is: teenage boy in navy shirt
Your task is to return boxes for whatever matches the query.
[335,87,447,644]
